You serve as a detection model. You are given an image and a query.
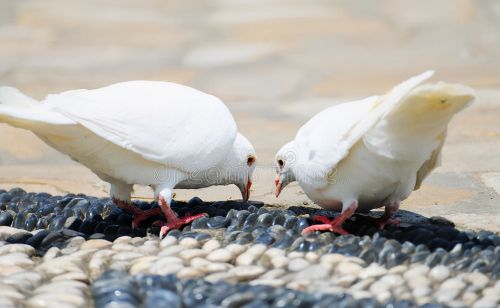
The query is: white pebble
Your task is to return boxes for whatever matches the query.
[230,266,266,281]
[137,245,159,256]
[376,290,391,303]
[388,265,407,274]
[333,275,356,288]
[260,268,286,279]
[249,279,285,287]
[380,274,404,287]
[158,245,184,257]
[202,239,221,252]
[129,256,158,275]
[320,253,346,266]
[177,267,203,279]
[51,272,89,283]
[403,264,429,280]
[178,249,207,261]
[473,297,498,308]
[370,280,390,293]
[359,264,387,279]
[287,258,310,272]
[159,236,177,248]
[335,261,363,276]
[464,272,489,290]
[0,244,35,256]
[225,244,246,256]
[462,292,479,306]
[246,244,267,256]
[429,265,450,283]
[112,252,143,262]
[179,237,199,248]
[351,278,374,291]
[2,271,43,291]
[0,253,33,268]
[236,252,258,266]
[113,236,132,244]
[112,243,136,252]
[412,287,431,297]
[264,248,285,258]
[149,259,184,275]
[204,262,233,273]
[43,247,61,261]
[206,249,234,263]
[271,255,289,269]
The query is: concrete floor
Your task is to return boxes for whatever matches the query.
[0,0,499,231]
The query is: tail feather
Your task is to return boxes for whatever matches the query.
[0,86,76,134]
[364,82,475,161]
[0,86,38,107]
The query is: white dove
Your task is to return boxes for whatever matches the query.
[0,81,257,236]
[274,71,475,235]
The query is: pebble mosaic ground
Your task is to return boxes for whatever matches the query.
[0,188,499,307]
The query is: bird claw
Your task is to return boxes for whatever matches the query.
[158,213,207,238]
[303,215,351,235]
[130,207,162,228]
[370,216,400,230]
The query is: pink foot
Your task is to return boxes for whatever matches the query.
[301,219,350,235]
[157,195,207,238]
[158,213,207,238]
[113,198,143,216]
[369,202,401,230]
[131,207,162,228]
[370,216,400,230]
[113,198,163,228]
[302,201,358,235]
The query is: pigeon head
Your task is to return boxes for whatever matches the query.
[274,141,297,197]
[221,133,257,201]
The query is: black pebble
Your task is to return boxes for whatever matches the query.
[24,213,38,231]
[254,232,274,245]
[0,211,13,226]
[207,216,230,229]
[48,215,66,231]
[79,219,98,235]
[191,216,209,229]
[116,213,133,226]
[6,232,33,244]
[187,197,204,207]
[144,289,181,308]
[25,230,50,248]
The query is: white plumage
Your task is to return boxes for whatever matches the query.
[0,81,257,235]
[274,71,475,234]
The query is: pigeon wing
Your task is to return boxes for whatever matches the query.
[44,81,237,173]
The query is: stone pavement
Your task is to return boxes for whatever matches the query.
[0,0,499,231]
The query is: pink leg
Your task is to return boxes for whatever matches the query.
[158,195,207,238]
[302,201,358,235]
[113,198,163,228]
[370,202,400,229]
[131,207,162,228]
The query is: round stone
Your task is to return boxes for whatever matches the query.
[288,258,310,272]
[207,248,234,263]
[429,265,451,283]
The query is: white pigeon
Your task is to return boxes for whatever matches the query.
[0,81,257,236]
[274,71,475,235]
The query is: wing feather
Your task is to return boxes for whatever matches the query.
[44,81,237,172]
[294,71,434,188]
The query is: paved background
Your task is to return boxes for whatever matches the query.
[0,0,499,231]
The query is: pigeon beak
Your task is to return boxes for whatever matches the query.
[240,178,252,201]
[275,177,283,198]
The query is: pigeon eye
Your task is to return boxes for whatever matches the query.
[278,159,284,168]
[247,155,256,166]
